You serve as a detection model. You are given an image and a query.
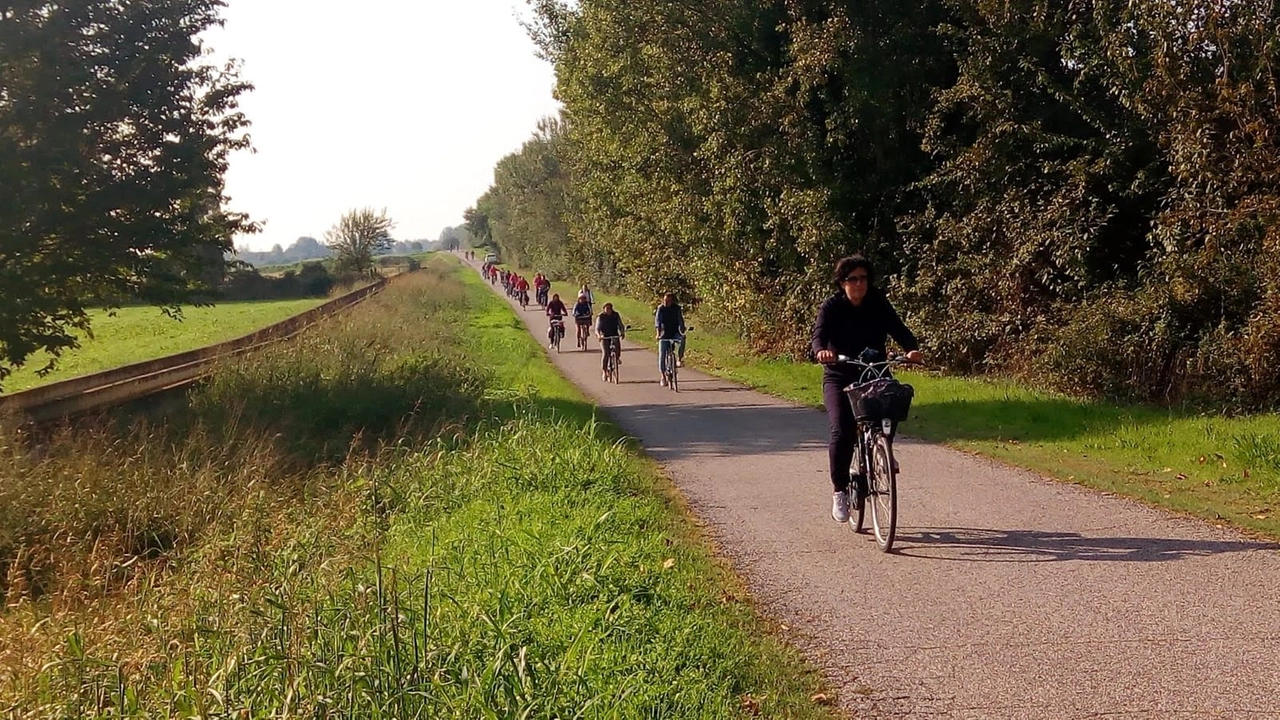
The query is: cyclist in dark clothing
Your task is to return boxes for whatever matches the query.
[546,293,569,347]
[811,255,923,523]
[595,303,626,377]
[654,293,686,383]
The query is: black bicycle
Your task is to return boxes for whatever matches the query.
[548,316,566,352]
[659,328,693,392]
[576,316,592,351]
[600,328,630,383]
[837,354,917,552]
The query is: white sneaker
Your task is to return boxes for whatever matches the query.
[831,491,850,523]
[660,377,669,387]
[676,359,684,368]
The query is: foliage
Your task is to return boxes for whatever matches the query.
[217,261,339,300]
[476,0,1280,408]
[325,207,395,276]
[464,117,576,278]
[233,235,330,267]
[0,0,256,388]
[437,225,471,251]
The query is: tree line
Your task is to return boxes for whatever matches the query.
[466,0,1280,410]
[0,1,412,387]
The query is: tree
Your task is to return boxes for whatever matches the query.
[325,208,395,276]
[0,0,257,388]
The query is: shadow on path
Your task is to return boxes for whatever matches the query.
[892,526,1277,563]
[609,402,826,460]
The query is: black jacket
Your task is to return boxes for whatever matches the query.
[596,311,624,337]
[811,289,919,384]
[654,304,685,339]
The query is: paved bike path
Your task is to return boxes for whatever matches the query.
[471,259,1280,718]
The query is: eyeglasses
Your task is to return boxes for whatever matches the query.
[842,274,869,284]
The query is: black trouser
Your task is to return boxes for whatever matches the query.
[823,379,858,492]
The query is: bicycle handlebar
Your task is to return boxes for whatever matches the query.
[833,354,923,375]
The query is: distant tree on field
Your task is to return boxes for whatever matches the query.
[325,208,395,276]
[0,0,256,388]
[233,236,331,267]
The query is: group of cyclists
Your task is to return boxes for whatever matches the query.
[478,263,687,384]
[477,251,925,526]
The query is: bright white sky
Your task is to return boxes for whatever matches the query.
[205,1,560,251]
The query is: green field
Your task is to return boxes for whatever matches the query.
[1,298,325,393]
[572,288,1280,539]
[4,256,832,716]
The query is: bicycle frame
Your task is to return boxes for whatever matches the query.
[601,335,622,381]
[834,352,916,551]
[549,318,566,349]
[659,332,688,391]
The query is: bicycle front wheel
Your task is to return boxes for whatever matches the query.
[869,433,897,552]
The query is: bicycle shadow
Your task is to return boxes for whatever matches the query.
[891,526,1276,563]
[605,401,826,460]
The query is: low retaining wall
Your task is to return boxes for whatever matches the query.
[0,279,389,425]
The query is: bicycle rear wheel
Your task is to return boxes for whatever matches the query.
[868,433,897,552]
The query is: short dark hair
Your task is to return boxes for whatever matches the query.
[833,255,875,288]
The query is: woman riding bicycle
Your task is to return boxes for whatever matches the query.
[572,292,593,348]
[812,255,923,524]
[546,293,568,348]
[595,302,626,380]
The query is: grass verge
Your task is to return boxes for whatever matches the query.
[589,289,1280,538]
[1,298,326,393]
[1,256,832,717]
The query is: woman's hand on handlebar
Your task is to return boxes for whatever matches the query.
[816,350,837,363]
[903,350,924,365]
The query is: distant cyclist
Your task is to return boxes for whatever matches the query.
[534,273,550,306]
[579,283,595,307]
[812,255,923,524]
[515,274,530,306]
[595,302,626,380]
[546,293,568,347]
[654,293,686,385]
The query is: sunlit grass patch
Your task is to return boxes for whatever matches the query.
[1,298,327,394]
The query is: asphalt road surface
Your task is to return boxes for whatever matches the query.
[473,260,1280,718]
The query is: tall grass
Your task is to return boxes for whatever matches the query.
[1,258,831,718]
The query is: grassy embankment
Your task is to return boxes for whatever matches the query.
[586,290,1280,538]
[0,256,831,717]
[1,299,325,394]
